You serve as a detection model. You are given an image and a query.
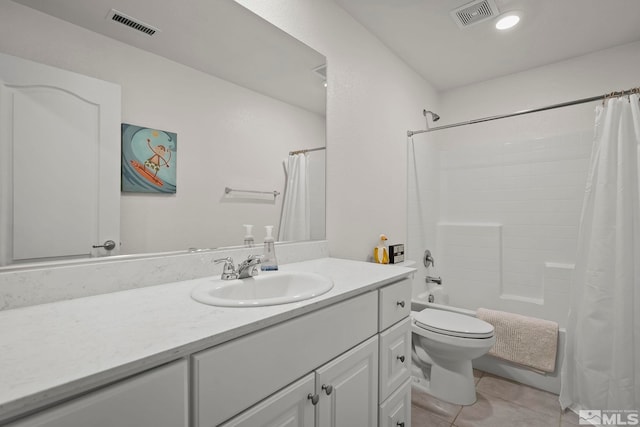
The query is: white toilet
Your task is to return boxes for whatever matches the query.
[411,308,495,405]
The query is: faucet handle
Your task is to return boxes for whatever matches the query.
[237,254,263,278]
[214,257,238,280]
[423,249,434,268]
[214,256,234,266]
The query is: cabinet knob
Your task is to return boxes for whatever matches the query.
[307,393,319,405]
[322,384,333,395]
[396,301,405,308]
[397,422,405,427]
[397,355,405,363]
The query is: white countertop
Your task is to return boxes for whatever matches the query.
[0,257,414,422]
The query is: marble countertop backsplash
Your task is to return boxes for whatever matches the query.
[0,241,330,311]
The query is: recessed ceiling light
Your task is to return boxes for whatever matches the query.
[495,12,521,30]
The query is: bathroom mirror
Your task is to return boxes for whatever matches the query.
[0,0,326,267]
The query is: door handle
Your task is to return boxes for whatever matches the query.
[93,240,116,251]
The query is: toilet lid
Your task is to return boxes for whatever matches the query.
[414,309,494,338]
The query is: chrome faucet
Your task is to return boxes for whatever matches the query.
[425,276,442,285]
[214,255,263,280]
[237,254,262,279]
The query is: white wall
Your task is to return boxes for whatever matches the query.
[408,40,640,327]
[0,1,325,254]
[237,0,440,260]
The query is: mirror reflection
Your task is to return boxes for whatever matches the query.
[0,0,326,267]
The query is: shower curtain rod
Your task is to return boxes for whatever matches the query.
[289,146,326,155]
[407,87,640,137]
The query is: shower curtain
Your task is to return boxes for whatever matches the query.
[278,153,311,242]
[560,94,640,411]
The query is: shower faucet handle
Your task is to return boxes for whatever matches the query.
[423,249,434,268]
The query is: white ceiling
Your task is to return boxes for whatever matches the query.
[334,0,640,91]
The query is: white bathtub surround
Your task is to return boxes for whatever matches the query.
[0,257,415,423]
[0,240,329,311]
[560,94,640,411]
[477,308,559,374]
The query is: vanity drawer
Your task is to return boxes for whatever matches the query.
[379,377,411,427]
[379,278,412,331]
[379,317,412,402]
[192,291,378,427]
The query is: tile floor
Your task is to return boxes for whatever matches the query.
[411,370,580,427]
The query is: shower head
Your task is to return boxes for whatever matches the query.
[424,110,440,122]
[407,109,441,136]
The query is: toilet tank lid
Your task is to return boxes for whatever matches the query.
[414,308,494,337]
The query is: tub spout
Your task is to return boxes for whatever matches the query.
[426,275,442,285]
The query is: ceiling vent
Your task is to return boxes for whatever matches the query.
[450,0,500,29]
[106,9,160,36]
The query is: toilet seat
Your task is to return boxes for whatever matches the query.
[413,309,494,339]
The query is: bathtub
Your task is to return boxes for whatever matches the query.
[411,299,565,394]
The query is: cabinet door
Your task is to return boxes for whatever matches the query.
[379,378,411,427]
[7,360,188,427]
[316,335,378,427]
[220,373,315,427]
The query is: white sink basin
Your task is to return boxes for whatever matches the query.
[191,271,334,307]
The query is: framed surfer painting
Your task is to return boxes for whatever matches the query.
[121,124,177,194]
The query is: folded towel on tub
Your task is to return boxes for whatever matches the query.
[477,308,559,374]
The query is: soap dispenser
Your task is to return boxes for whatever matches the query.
[261,225,278,271]
[243,224,254,248]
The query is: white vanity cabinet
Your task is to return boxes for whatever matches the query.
[6,359,188,427]
[377,279,412,427]
[1,267,416,427]
[221,336,379,427]
[192,291,379,426]
[196,278,413,427]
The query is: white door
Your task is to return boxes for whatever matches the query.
[0,52,121,265]
[316,336,379,427]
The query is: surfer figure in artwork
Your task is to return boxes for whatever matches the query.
[144,138,171,177]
